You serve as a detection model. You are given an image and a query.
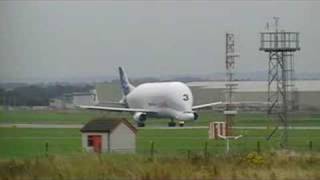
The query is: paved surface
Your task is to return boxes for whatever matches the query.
[1,123,320,130]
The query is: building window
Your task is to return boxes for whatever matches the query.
[88,135,94,146]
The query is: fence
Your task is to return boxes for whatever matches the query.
[137,138,319,158]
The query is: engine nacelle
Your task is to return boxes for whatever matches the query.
[176,112,199,121]
[193,112,199,120]
[133,112,147,122]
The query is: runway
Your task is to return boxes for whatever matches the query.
[1,123,320,130]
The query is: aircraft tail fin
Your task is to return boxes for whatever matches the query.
[118,67,134,96]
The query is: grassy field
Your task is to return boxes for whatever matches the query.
[0,127,319,159]
[0,110,320,179]
[0,109,320,158]
[0,128,80,158]
[0,110,102,124]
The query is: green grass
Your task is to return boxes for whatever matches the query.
[0,110,124,124]
[1,110,320,159]
[1,119,320,179]
[0,128,81,158]
[138,128,320,155]
[1,127,319,159]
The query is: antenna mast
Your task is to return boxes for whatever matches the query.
[260,17,300,148]
[225,33,239,136]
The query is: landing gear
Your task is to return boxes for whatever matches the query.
[168,119,176,127]
[179,121,185,127]
[168,121,176,127]
[137,122,145,127]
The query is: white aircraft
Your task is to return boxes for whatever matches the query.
[80,67,222,127]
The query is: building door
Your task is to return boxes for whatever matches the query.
[92,135,102,153]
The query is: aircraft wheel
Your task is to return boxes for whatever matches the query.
[137,122,145,127]
[168,121,176,127]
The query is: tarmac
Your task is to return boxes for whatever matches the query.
[1,123,320,130]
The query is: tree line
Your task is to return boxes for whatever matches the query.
[0,84,93,106]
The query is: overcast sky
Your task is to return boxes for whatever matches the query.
[0,1,319,82]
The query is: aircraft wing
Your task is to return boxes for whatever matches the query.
[96,101,126,106]
[79,105,156,113]
[192,101,223,110]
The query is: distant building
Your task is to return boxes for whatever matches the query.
[50,90,97,109]
[73,92,95,105]
[31,106,49,110]
[49,98,65,109]
[65,90,97,106]
[188,80,320,112]
[80,118,137,153]
[95,83,122,103]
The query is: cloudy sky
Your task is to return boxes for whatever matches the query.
[0,1,319,82]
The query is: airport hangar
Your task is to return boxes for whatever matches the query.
[94,80,320,112]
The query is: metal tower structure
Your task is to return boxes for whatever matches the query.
[259,17,300,148]
[225,33,239,136]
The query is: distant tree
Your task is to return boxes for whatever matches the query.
[0,88,4,105]
[1,84,94,106]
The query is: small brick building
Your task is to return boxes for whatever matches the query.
[80,118,137,153]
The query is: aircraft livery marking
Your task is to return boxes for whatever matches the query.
[183,94,189,101]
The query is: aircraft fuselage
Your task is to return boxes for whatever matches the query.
[126,82,196,121]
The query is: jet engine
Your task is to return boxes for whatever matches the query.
[193,112,199,120]
[176,112,199,121]
[133,112,147,122]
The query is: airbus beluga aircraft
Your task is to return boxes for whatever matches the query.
[80,67,222,127]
